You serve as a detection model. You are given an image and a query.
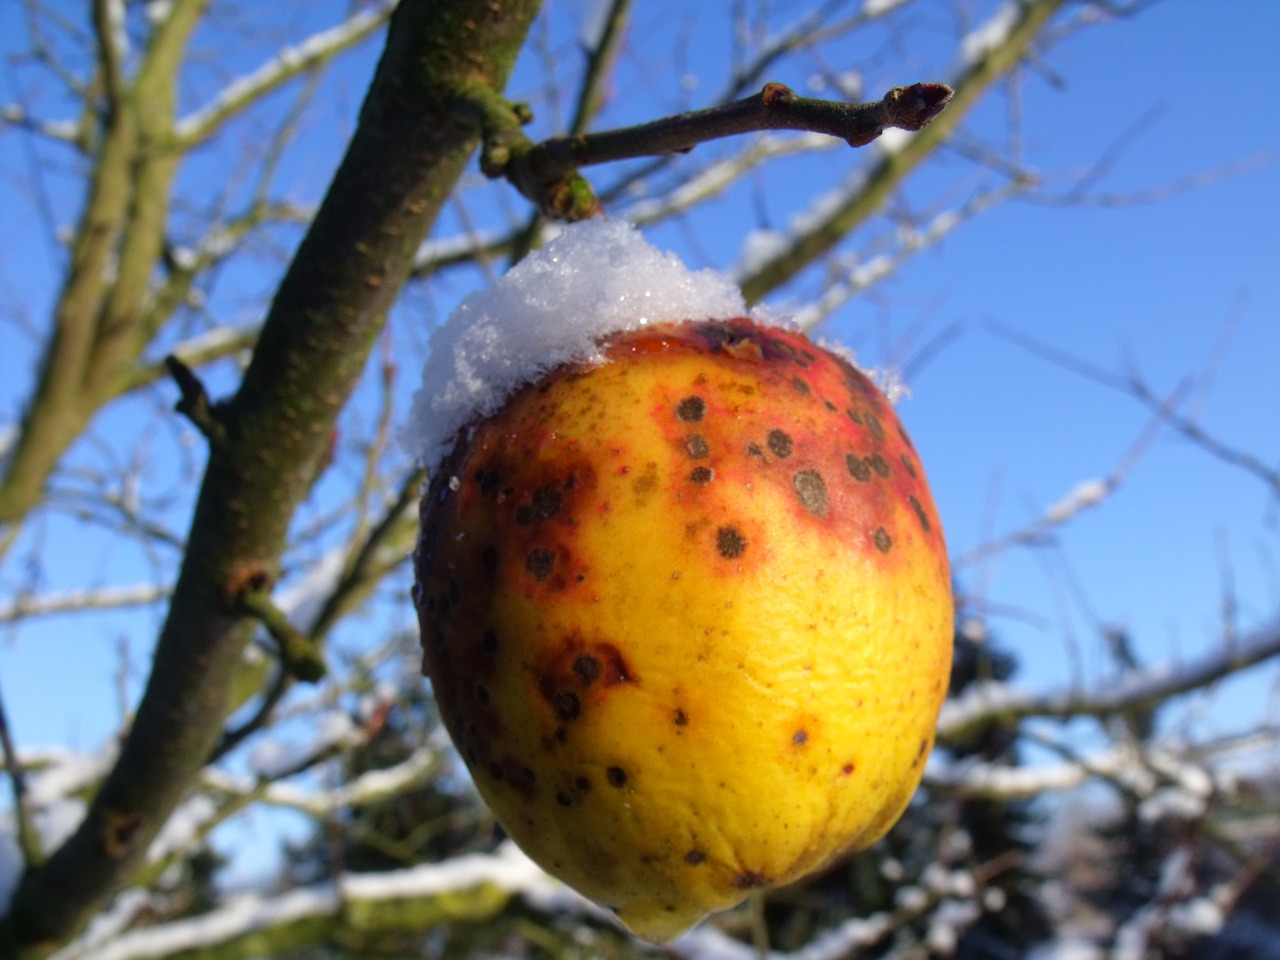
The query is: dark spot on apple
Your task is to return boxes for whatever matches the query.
[746,441,763,457]
[575,775,592,792]
[685,434,710,458]
[476,468,502,498]
[515,485,564,525]
[792,729,809,745]
[532,485,563,519]
[556,791,573,807]
[847,454,871,483]
[767,428,793,458]
[869,452,891,477]
[734,871,770,889]
[866,412,885,442]
[791,375,811,395]
[684,850,707,865]
[673,707,689,726]
[573,654,600,686]
[689,466,714,485]
[526,548,555,580]
[846,407,863,425]
[511,763,536,798]
[606,766,628,788]
[553,690,581,721]
[793,470,829,517]
[481,545,499,584]
[717,526,747,559]
[909,494,932,533]
[901,454,917,479]
[841,761,856,776]
[873,528,892,553]
[676,396,706,422]
[824,399,838,413]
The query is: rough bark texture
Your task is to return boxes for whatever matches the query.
[0,1,542,953]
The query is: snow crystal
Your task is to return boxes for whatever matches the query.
[876,126,915,155]
[402,219,750,473]
[341,840,546,900]
[1046,478,1108,523]
[147,795,218,863]
[1138,787,1207,824]
[1168,895,1225,936]
[26,746,117,806]
[862,0,907,15]
[1025,941,1104,960]
[895,884,929,911]
[927,898,980,953]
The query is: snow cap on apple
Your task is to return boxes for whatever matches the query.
[405,219,953,943]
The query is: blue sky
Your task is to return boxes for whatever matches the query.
[1,0,1278,765]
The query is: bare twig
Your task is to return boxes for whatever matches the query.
[163,355,225,446]
[938,619,1280,741]
[987,320,1280,499]
[173,5,396,147]
[955,380,1180,568]
[238,589,326,684]
[0,583,170,624]
[476,81,951,219]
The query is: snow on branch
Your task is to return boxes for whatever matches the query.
[0,105,82,144]
[937,619,1280,741]
[173,5,395,146]
[626,132,839,225]
[201,741,443,818]
[48,843,573,960]
[786,178,1024,330]
[671,848,1011,960]
[0,583,170,624]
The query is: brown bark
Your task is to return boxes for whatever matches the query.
[0,0,543,953]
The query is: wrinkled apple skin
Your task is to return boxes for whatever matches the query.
[414,318,953,942]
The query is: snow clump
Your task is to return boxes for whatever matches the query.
[402,219,757,473]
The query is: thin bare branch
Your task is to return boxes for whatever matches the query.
[788,178,1025,330]
[938,619,1280,741]
[0,583,170,624]
[736,0,1066,303]
[987,321,1280,499]
[173,5,397,147]
[0,106,81,144]
[955,378,1182,569]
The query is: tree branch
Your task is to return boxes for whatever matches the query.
[173,5,397,147]
[938,619,1280,743]
[1,0,544,950]
[46,843,563,960]
[162,356,225,447]
[737,0,1067,303]
[238,590,326,684]
[484,81,953,219]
